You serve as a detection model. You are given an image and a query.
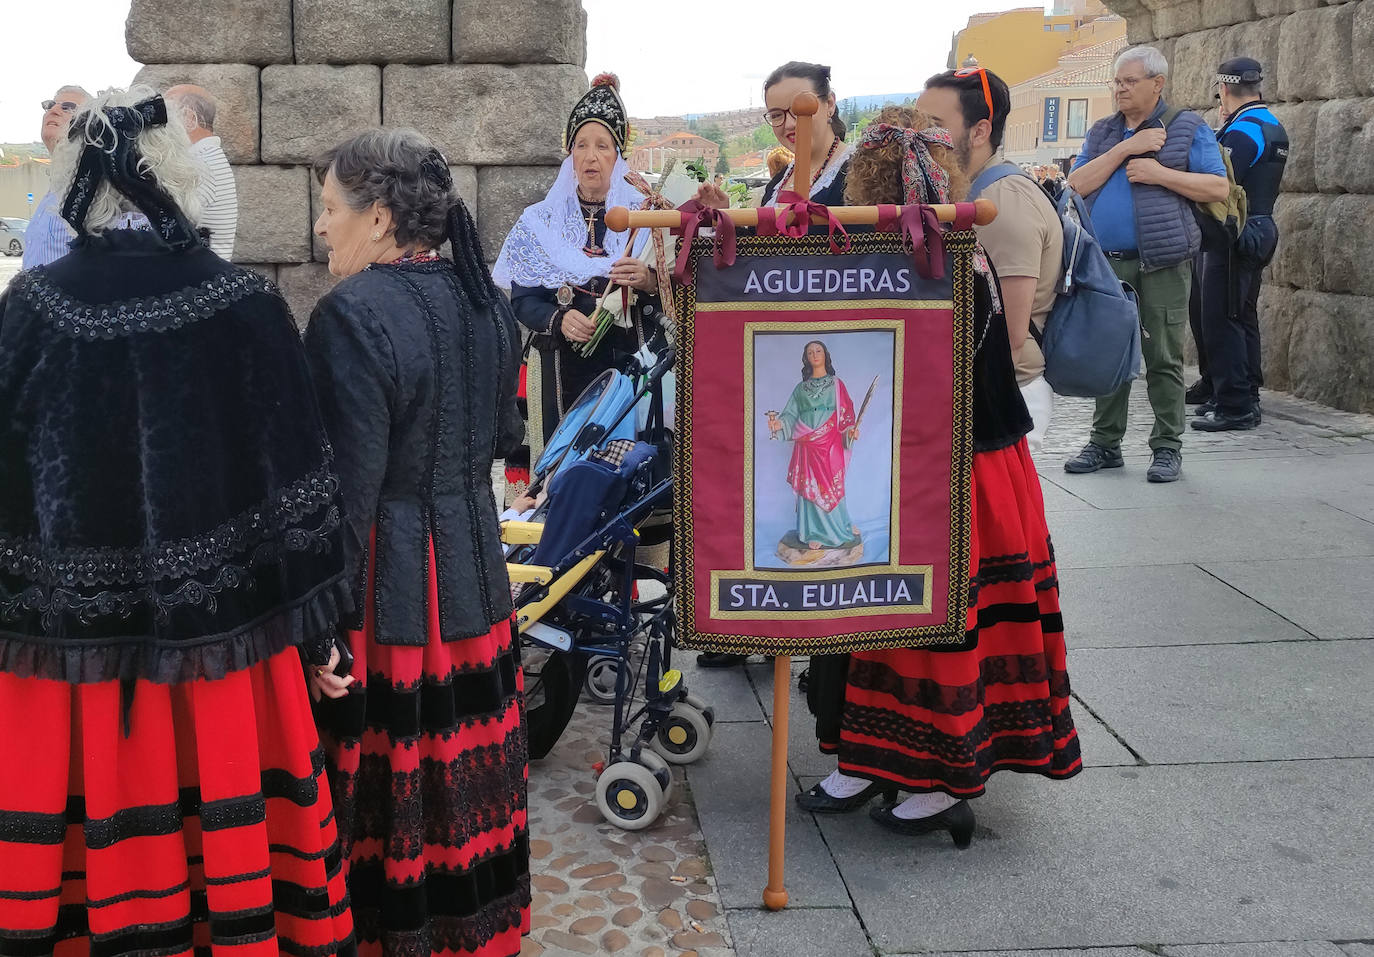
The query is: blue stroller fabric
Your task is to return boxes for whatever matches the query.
[532,441,658,568]
[534,370,639,480]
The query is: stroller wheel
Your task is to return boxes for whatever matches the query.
[650,702,712,765]
[637,749,676,806]
[584,655,620,705]
[683,692,715,728]
[595,761,664,831]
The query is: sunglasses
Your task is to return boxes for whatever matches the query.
[42,100,81,113]
[954,66,995,123]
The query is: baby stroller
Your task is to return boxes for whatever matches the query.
[501,348,715,830]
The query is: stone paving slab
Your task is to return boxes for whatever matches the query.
[1202,556,1374,640]
[1161,945,1350,956]
[1057,563,1314,648]
[1067,703,1139,767]
[1069,642,1374,763]
[1047,502,1374,569]
[688,719,853,910]
[725,907,872,957]
[819,760,1374,953]
[1043,453,1374,512]
[899,950,1157,957]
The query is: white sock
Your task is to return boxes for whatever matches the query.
[818,768,872,799]
[891,791,959,820]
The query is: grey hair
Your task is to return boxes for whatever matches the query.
[1115,45,1170,79]
[315,127,454,250]
[54,85,92,101]
[171,89,216,131]
[49,85,202,235]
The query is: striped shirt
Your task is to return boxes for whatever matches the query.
[21,190,75,270]
[190,136,238,260]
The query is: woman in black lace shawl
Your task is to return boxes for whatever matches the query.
[303,127,528,957]
[0,87,356,955]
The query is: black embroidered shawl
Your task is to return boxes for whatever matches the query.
[0,230,350,683]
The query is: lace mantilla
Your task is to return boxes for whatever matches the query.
[12,267,280,340]
[0,458,339,589]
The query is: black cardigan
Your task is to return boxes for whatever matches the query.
[0,230,349,683]
[304,259,522,645]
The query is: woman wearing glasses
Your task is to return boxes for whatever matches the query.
[695,61,854,670]
[697,61,853,211]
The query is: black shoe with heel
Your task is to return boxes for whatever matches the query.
[795,780,896,813]
[869,798,976,849]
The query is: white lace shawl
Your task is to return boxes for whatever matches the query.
[491,155,650,291]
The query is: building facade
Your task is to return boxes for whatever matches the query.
[1002,34,1127,167]
[950,1,1118,86]
[629,133,720,174]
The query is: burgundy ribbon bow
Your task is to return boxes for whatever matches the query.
[673,200,737,286]
[757,190,851,254]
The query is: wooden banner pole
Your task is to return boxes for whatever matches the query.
[762,654,792,911]
[604,199,996,233]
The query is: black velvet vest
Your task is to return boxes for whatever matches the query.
[0,230,349,683]
[304,260,521,644]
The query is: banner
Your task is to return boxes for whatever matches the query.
[673,230,977,656]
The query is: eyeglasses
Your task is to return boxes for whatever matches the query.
[42,100,81,113]
[763,107,796,128]
[954,66,995,122]
[1110,75,1155,91]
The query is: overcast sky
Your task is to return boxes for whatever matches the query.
[0,0,1045,143]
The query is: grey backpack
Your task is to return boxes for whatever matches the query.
[969,163,1142,398]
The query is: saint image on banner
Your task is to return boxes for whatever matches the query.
[764,339,885,567]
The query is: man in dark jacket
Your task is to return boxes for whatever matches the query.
[1062,45,1229,483]
[1190,57,1288,432]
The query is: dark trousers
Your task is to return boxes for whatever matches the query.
[1200,250,1265,415]
[1188,252,1209,390]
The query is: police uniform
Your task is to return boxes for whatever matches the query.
[1193,57,1289,429]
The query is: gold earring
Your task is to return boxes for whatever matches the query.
[370,231,381,242]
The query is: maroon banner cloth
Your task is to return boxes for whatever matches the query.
[672,230,979,655]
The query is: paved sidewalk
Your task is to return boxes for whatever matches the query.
[671,378,1374,957]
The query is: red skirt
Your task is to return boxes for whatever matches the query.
[0,650,354,956]
[835,441,1082,796]
[316,540,530,957]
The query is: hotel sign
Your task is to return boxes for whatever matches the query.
[1043,96,1060,142]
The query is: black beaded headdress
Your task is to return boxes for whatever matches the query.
[564,72,630,158]
[60,93,200,251]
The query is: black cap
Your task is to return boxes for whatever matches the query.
[1216,57,1263,84]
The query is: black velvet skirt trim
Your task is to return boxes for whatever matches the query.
[0,573,352,685]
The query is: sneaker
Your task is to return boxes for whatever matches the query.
[1185,380,1212,405]
[1146,448,1183,483]
[1064,442,1124,474]
[1190,409,1258,432]
[1196,399,1216,416]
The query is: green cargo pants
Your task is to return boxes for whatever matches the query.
[1090,258,1191,452]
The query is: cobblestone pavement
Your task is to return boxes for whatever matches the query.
[520,691,733,957]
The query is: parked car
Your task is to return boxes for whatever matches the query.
[1,218,27,257]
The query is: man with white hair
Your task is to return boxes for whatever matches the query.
[1062,46,1229,484]
[21,85,90,268]
[167,84,238,259]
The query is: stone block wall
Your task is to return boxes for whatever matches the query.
[1105,0,1374,412]
[128,0,588,324]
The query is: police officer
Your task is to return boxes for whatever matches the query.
[1191,57,1288,431]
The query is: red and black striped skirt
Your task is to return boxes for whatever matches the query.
[815,440,1082,797]
[315,541,530,957]
[0,650,355,956]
